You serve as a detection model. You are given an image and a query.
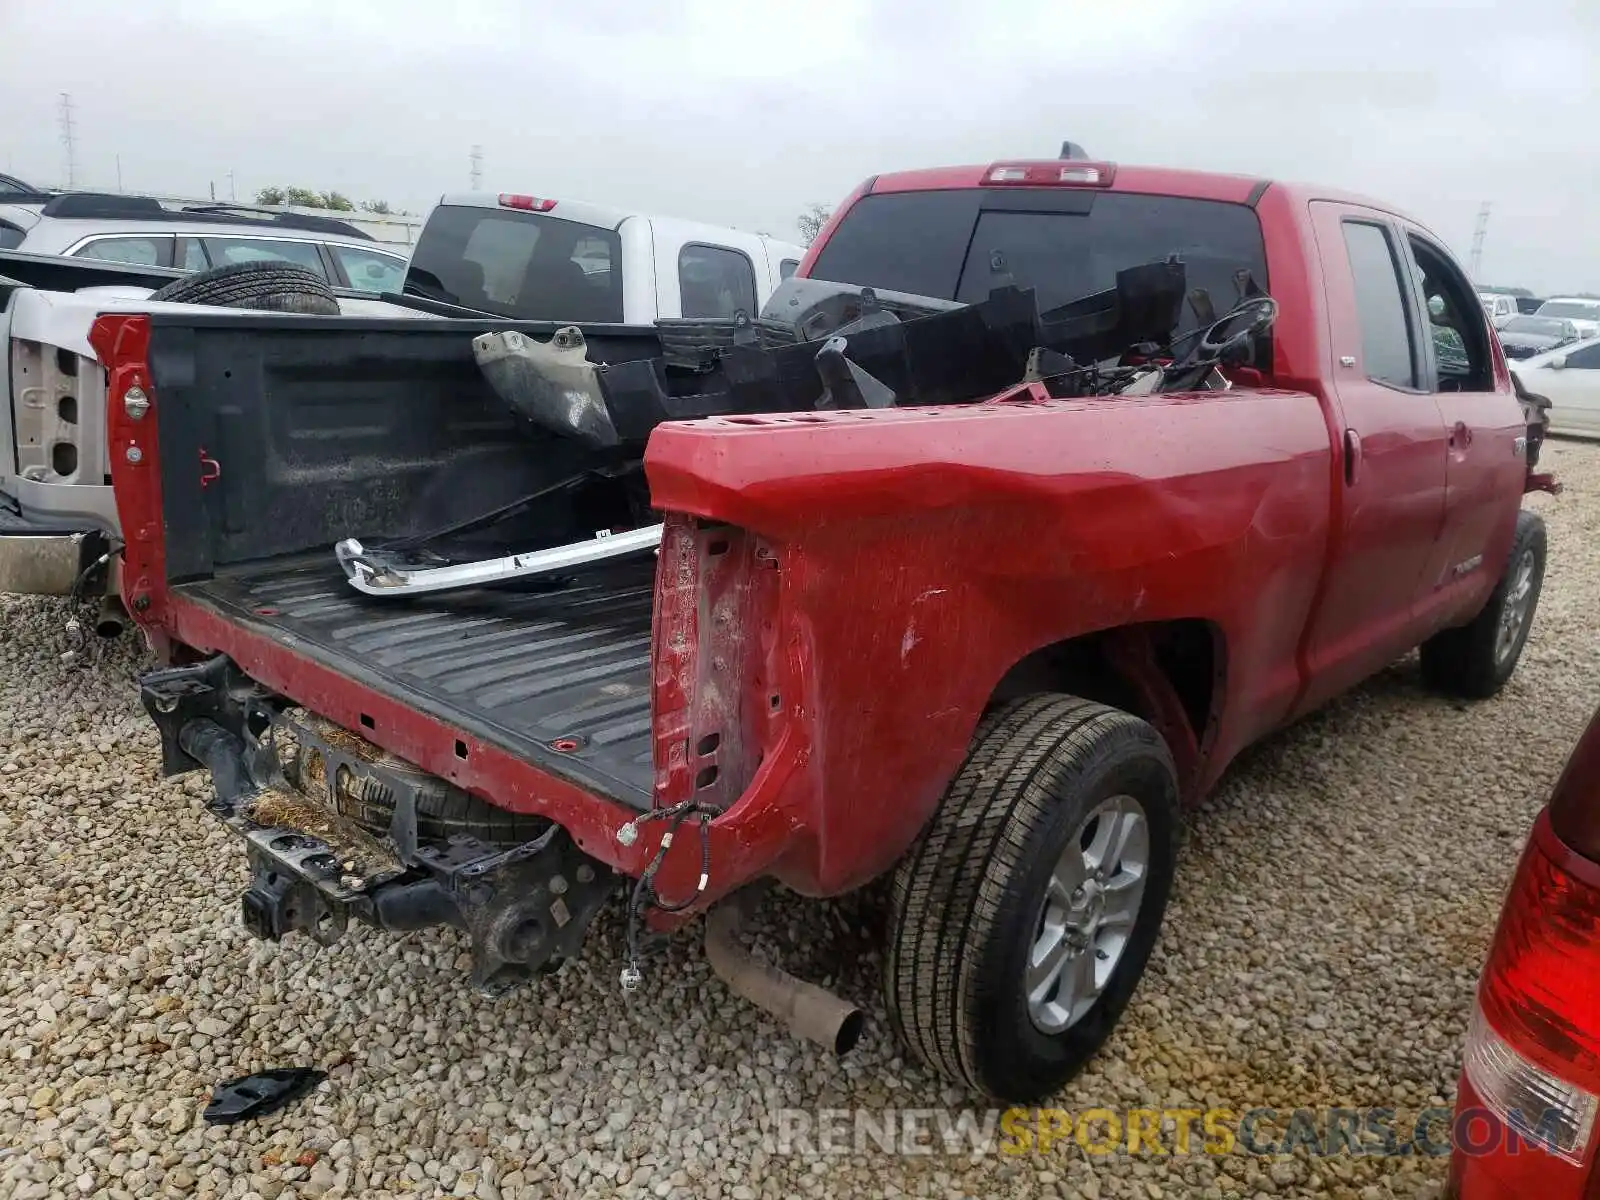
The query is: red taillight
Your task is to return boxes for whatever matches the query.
[1467,809,1600,1164]
[983,160,1117,188]
[498,193,557,212]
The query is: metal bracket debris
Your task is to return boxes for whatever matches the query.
[334,523,663,597]
[203,1068,327,1126]
[473,326,620,448]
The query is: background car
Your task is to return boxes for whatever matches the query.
[1449,702,1600,1199]
[0,172,49,199]
[1480,291,1521,327]
[1498,314,1581,360]
[1513,337,1600,436]
[1535,297,1600,339]
[0,191,409,294]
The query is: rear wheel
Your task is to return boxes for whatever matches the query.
[884,695,1179,1101]
[1420,510,1546,699]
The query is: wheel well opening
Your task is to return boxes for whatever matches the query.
[988,620,1224,761]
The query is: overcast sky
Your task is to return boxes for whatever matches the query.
[2,0,1596,292]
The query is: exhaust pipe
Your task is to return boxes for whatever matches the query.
[95,594,127,638]
[704,897,864,1056]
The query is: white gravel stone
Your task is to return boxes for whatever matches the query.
[0,440,1594,1199]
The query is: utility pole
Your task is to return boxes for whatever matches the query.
[469,144,483,192]
[58,93,78,188]
[115,154,122,192]
[227,170,236,201]
[1468,201,1492,282]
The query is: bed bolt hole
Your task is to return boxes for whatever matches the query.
[706,538,730,556]
[696,732,721,756]
[455,739,469,760]
[695,764,720,790]
[769,693,781,711]
[359,713,375,730]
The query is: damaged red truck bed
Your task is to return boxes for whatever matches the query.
[101,158,1550,1102]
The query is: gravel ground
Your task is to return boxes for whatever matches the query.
[3,439,1598,1200]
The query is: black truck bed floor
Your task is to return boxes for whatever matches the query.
[177,560,658,810]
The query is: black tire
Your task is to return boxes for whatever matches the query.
[885,695,1179,1101]
[148,261,341,315]
[1420,510,1547,699]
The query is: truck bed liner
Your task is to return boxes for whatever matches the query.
[176,559,658,811]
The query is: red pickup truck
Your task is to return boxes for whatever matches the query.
[102,157,1551,1103]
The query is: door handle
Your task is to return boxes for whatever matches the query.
[1449,420,1473,448]
[1343,428,1362,486]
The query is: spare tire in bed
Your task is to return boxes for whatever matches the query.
[148,260,341,315]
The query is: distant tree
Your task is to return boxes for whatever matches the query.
[1477,284,1534,297]
[319,191,354,212]
[360,199,393,215]
[254,186,286,206]
[282,186,323,207]
[796,202,832,246]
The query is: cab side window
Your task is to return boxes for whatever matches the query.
[1408,236,1493,393]
[679,244,757,318]
[1565,344,1600,370]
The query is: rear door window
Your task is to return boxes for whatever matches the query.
[405,205,623,322]
[330,243,407,293]
[73,235,173,267]
[1341,221,1418,389]
[678,244,758,318]
[201,236,329,277]
[177,237,209,270]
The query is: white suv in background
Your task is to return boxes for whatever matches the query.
[1535,297,1600,340]
[0,192,410,294]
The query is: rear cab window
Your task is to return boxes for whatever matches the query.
[405,205,623,322]
[807,188,1270,343]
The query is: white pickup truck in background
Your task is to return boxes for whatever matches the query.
[402,193,804,323]
[0,192,804,622]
